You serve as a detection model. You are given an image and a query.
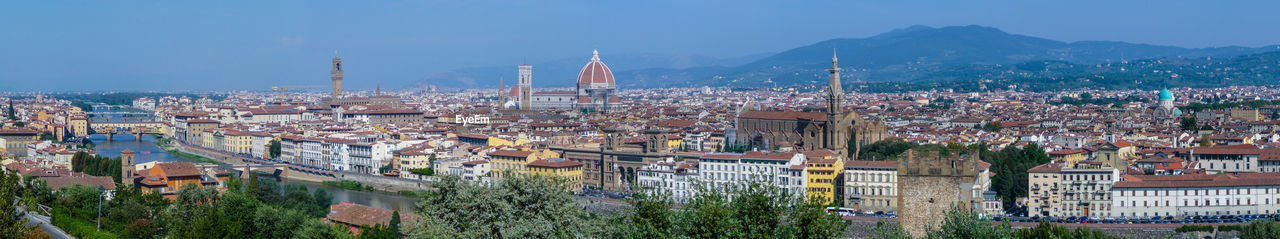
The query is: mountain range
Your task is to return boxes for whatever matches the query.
[419,25,1280,91]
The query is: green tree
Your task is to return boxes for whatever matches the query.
[313,188,333,217]
[787,195,849,239]
[218,191,260,237]
[0,169,35,237]
[1241,219,1280,239]
[269,140,282,159]
[246,172,262,201]
[1180,117,1199,131]
[621,185,674,238]
[388,210,403,238]
[925,206,1015,239]
[6,99,15,120]
[411,174,602,238]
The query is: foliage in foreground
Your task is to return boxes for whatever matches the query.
[46,175,366,239]
[410,174,849,239]
[874,206,1119,239]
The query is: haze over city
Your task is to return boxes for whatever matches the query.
[3,0,1279,91]
[6,2,1280,239]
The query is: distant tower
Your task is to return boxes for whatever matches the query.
[519,64,533,109]
[497,77,506,108]
[331,53,344,98]
[121,149,136,186]
[824,50,846,153]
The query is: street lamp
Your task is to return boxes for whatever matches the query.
[97,185,104,232]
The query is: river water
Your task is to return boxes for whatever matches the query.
[88,134,419,212]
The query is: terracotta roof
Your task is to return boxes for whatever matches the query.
[1114,173,1280,188]
[700,153,742,160]
[1192,144,1262,155]
[739,110,828,122]
[742,151,796,160]
[527,159,583,168]
[42,174,116,190]
[845,160,897,169]
[326,202,419,227]
[489,150,535,158]
[155,162,202,177]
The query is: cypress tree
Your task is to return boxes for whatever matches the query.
[389,210,402,238]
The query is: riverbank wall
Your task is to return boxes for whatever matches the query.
[165,139,431,191]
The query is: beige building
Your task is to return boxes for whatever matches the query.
[1230,106,1260,121]
[1027,161,1120,218]
[845,160,898,212]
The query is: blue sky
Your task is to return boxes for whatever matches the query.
[2,0,1277,91]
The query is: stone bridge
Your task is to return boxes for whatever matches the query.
[88,121,164,141]
[195,162,292,179]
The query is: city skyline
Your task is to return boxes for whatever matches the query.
[4,1,1280,91]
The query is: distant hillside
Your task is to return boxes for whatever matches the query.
[416,25,1279,90]
[616,25,1279,88]
[856,50,1280,92]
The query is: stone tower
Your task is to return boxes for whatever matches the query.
[121,149,136,186]
[331,54,344,98]
[896,149,980,237]
[518,64,532,109]
[497,77,505,108]
[825,50,847,156]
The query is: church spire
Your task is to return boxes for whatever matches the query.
[827,49,844,116]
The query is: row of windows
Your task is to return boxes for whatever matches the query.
[1119,188,1273,197]
[1120,198,1275,207]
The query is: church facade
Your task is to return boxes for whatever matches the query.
[734,52,887,158]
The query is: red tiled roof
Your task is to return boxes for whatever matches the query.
[739,111,828,122]
[527,159,583,168]
[489,150,534,158]
[326,202,420,227]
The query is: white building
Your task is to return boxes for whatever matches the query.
[696,152,808,199]
[1192,144,1262,174]
[637,158,698,203]
[1112,173,1280,218]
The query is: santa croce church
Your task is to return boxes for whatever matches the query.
[734,52,887,158]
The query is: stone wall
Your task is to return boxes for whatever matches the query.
[896,175,971,237]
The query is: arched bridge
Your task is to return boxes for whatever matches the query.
[195,163,292,179]
[88,121,165,141]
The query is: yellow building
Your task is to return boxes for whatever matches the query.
[489,150,538,180]
[0,128,39,157]
[222,130,253,154]
[397,150,434,171]
[69,116,88,138]
[1047,149,1087,166]
[487,136,531,147]
[526,159,585,192]
[805,150,845,205]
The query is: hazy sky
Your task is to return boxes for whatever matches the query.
[2,0,1277,91]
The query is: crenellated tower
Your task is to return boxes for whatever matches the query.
[331,54,344,98]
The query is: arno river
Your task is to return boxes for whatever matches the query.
[88,133,418,212]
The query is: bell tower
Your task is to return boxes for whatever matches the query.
[518,64,532,109]
[121,149,136,186]
[331,53,344,98]
[824,50,847,155]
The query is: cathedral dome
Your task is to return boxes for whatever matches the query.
[577,49,615,88]
[1159,88,1174,100]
